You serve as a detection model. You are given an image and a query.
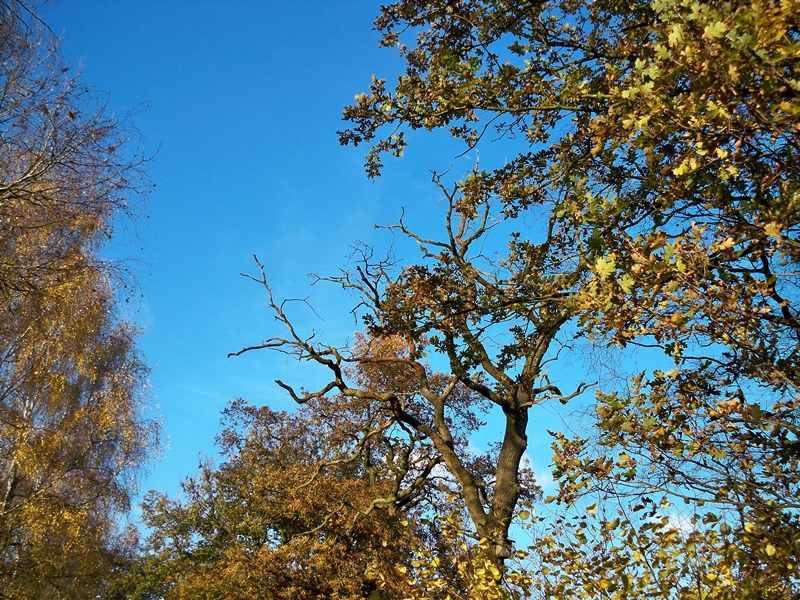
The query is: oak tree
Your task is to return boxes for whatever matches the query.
[334,0,800,595]
[136,0,799,596]
[229,0,800,595]
[232,246,557,573]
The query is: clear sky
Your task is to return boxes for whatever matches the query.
[39,0,586,504]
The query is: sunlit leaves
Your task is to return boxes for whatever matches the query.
[337,0,800,595]
[0,4,156,597]
[131,399,426,600]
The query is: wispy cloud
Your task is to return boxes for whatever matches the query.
[665,512,696,536]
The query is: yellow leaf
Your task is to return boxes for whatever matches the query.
[704,21,728,40]
[668,24,683,47]
[595,255,617,279]
[619,274,635,294]
[764,222,783,239]
[673,159,689,176]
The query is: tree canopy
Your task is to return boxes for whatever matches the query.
[0,2,157,597]
[130,367,456,599]
[337,0,800,595]
[134,0,800,597]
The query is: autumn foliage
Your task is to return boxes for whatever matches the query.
[332,0,800,596]
[4,0,799,597]
[131,397,422,599]
[0,2,157,597]
[133,0,800,596]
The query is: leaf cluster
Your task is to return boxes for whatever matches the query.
[0,3,157,597]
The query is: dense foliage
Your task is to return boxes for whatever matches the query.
[129,348,481,599]
[0,2,157,597]
[128,399,415,599]
[334,0,800,596]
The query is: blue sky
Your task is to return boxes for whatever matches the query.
[40,1,584,502]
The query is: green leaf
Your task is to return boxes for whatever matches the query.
[619,274,635,294]
[595,255,617,279]
[668,24,684,47]
[704,21,728,40]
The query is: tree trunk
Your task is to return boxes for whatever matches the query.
[484,406,529,565]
